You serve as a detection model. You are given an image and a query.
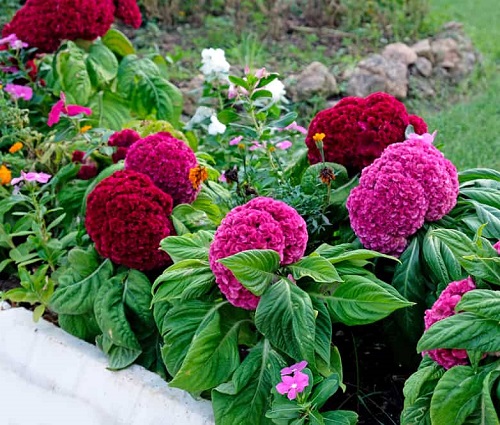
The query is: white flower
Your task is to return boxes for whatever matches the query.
[208,115,226,135]
[200,48,231,81]
[186,106,215,129]
[262,78,287,103]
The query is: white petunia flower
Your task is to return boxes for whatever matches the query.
[208,115,226,135]
[262,78,287,103]
[200,48,231,81]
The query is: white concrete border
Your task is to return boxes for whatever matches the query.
[0,307,215,425]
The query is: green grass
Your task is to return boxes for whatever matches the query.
[418,0,500,170]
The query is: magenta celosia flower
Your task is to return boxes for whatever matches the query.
[125,132,200,205]
[4,83,33,101]
[209,197,307,309]
[47,92,92,127]
[11,171,51,185]
[108,129,141,148]
[347,136,459,256]
[493,241,500,254]
[276,371,309,400]
[423,277,476,369]
[281,361,307,376]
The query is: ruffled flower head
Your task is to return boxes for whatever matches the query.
[423,277,476,369]
[85,170,174,270]
[305,92,428,173]
[346,132,459,256]
[125,132,200,205]
[108,128,141,163]
[209,197,308,310]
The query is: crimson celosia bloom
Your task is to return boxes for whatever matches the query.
[85,170,174,270]
[108,129,141,163]
[305,92,428,173]
[2,0,141,53]
[209,197,308,310]
[347,132,458,256]
[72,150,98,180]
[423,277,476,369]
[125,132,200,205]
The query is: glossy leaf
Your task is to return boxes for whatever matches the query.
[288,255,342,283]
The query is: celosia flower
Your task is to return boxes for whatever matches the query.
[8,142,23,154]
[108,128,141,163]
[305,92,428,173]
[281,361,307,375]
[347,136,458,256]
[208,115,226,135]
[200,48,230,80]
[125,132,200,205]
[423,277,476,369]
[11,170,51,185]
[188,165,208,190]
[47,92,92,127]
[209,197,307,309]
[71,150,98,180]
[4,83,33,101]
[85,170,174,270]
[2,0,141,53]
[0,165,12,185]
[276,371,309,400]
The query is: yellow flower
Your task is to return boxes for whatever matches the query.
[188,165,209,190]
[313,132,326,142]
[8,142,23,154]
[238,143,245,150]
[0,165,12,185]
[80,125,92,133]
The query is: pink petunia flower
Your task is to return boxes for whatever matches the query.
[0,34,28,49]
[276,371,309,400]
[282,121,308,135]
[229,135,243,146]
[11,170,51,186]
[249,141,264,151]
[255,67,269,79]
[47,92,92,127]
[281,360,307,376]
[4,83,33,101]
[218,172,227,183]
[276,140,292,150]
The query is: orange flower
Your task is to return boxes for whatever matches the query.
[313,132,326,142]
[9,142,23,154]
[188,165,208,190]
[80,125,92,133]
[0,165,12,185]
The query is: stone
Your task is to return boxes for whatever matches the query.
[431,38,460,68]
[290,61,338,101]
[415,57,433,77]
[408,75,436,99]
[411,38,433,61]
[347,54,408,99]
[382,42,417,65]
[179,74,205,116]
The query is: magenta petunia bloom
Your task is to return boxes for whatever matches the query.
[4,83,33,101]
[423,277,476,369]
[47,92,92,127]
[276,140,292,150]
[276,371,309,400]
[347,133,459,256]
[11,171,51,185]
[281,361,308,376]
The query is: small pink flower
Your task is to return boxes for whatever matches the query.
[11,171,51,186]
[276,140,292,150]
[1,66,19,73]
[0,34,28,49]
[283,121,308,135]
[249,141,263,151]
[228,84,238,99]
[255,67,268,79]
[229,135,243,146]
[281,360,307,376]
[4,83,33,101]
[244,65,250,75]
[493,241,500,255]
[276,371,309,400]
[47,92,92,127]
[219,172,227,183]
[407,131,437,144]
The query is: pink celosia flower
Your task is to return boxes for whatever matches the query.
[4,83,33,101]
[423,277,476,369]
[282,121,308,135]
[11,170,51,185]
[281,360,307,375]
[494,241,500,254]
[47,92,92,127]
[229,135,243,146]
[276,371,309,400]
[276,140,292,150]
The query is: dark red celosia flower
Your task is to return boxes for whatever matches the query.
[408,115,428,135]
[112,147,128,163]
[125,132,200,206]
[72,150,85,163]
[108,129,141,148]
[25,59,38,81]
[305,92,427,173]
[85,170,174,271]
[2,0,142,53]
[77,164,98,180]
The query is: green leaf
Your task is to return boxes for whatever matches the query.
[255,279,316,365]
[265,396,302,421]
[310,373,340,409]
[309,410,325,425]
[50,259,113,315]
[58,313,101,342]
[56,42,92,105]
[212,340,285,425]
[459,168,500,185]
[123,270,154,331]
[251,89,273,100]
[326,249,397,265]
[152,259,215,303]
[481,368,500,424]
[228,76,250,91]
[417,312,500,353]
[313,299,332,365]
[461,187,500,209]
[288,255,342,283]
[456,289,500,321]
[159,231,213,263]
[317,274,412,326]
[33,305,45,322]
[423,232,463,284]
[322,411,358,425]
[101,28,135,56]
[218,249,281,296]
[86,40,118,87]
[472,202,500,239]
[87,91,132,130]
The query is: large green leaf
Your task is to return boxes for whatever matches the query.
[423,231,463,284]
[56,42,92,105]
[50,259,113,315]
[456,289,500,321]
[472,202,500,239]
[212,340,285,425]
[57,312,101,343]
[322,411,358,425]
[123,270,154,331]
[219,249,281,296]
[86,40,118,87]
[313,299,332,365]
[461,187,500,209]
[315,274,412,326]
[459,168,500,185]
[418,312,500,353]
[288,255,342,283]
[87,91,132,130]
[310,373,340,409]
[101,28,135,56]
[255,279,316,365]
[159,231,213,263]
